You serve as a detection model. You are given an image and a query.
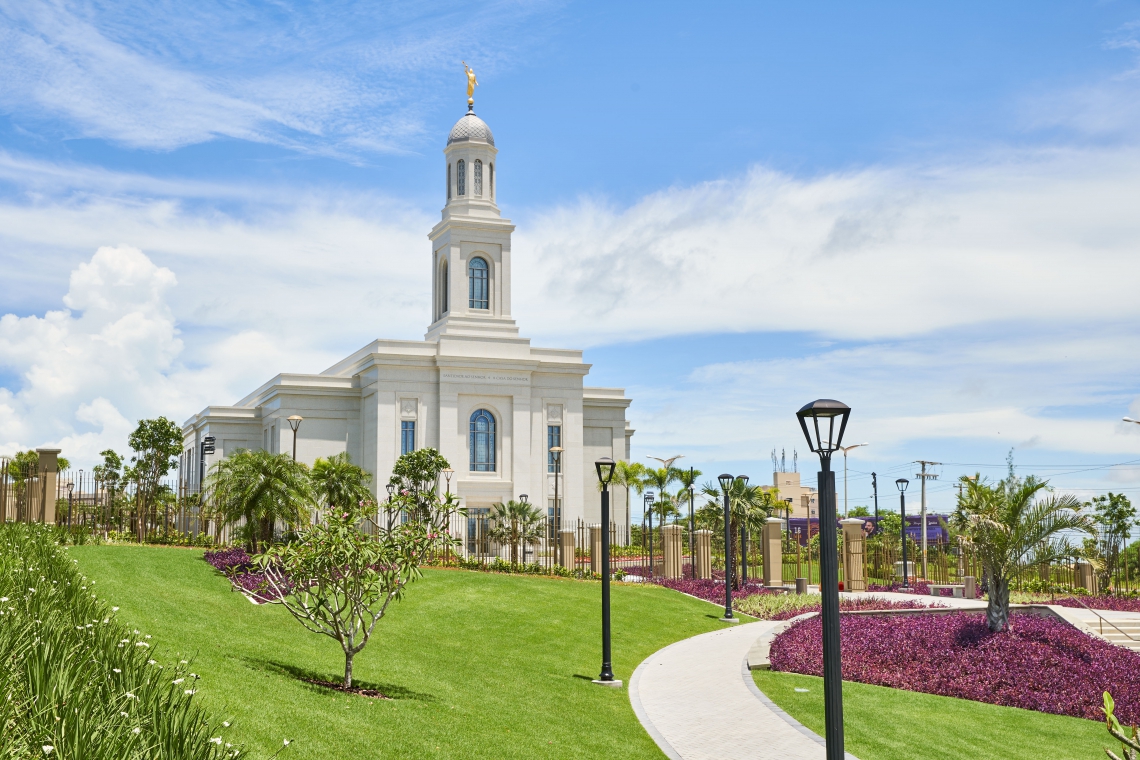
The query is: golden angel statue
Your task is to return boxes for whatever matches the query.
[462,61,478,106]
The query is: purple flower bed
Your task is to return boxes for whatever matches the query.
[650,577,778,605]
[203,547,279,602]
[1050,595,1140,613]
[770,611,1140,723]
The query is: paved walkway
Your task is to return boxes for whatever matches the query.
[629,620,852,760]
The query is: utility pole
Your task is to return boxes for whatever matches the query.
[915,460,940,580]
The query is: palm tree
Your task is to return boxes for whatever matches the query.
[610,460,647,544]
[207,449,314,553]
[642,465,682,569]
[311,452,374,522]
[487,500,545,565]
[954,473,1095,632]
[699,479,773,589]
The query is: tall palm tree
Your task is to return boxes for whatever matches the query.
[955,473,1095,632]
[642,465,682,569]
[699,479,773,589]
[487,499,545,565]
[311,452,374,521]
[609,460,647,544]
[207,449,313,553]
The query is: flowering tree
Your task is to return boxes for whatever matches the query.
[257,503,449,688]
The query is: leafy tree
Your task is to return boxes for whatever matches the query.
[207,449,313,552]
[311,452,374,519]
[698,479,774,589]
[849,506,871,517]
[387,448,462,535]
[126,417,182,540]
[671,468,704,522]
[258,502,448,688]
[1087,492,1136,591]
[487,499,545,564]
[598,460,647,541]
[954,472,1094,632]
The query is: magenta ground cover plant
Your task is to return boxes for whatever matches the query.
[770,611,1140,723]
[1050,595,1140,613]
[650,576,776,605]
[203,547,279,602]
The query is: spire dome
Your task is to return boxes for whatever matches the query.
[447,112,495,147]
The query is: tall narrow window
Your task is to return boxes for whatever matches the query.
[468,257,489,309]
[447,164,451,200]
[456,159,466,196]
[489,163,494,200]
[439,258,449,316]
[470,409,496,472]
[474,159,483,197]
[401,421,416,455]
[547,425,561,473]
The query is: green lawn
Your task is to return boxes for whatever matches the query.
[753,669,1111,760]
[71,545,736,759]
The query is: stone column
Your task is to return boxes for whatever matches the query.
[662,524,683,579]
[589,524,602,575]
[841,518,867,592]
[694,529,712,579]
[36,448,61,525]
[1076,560,1098,594]
[762,517,784,588]
[559,529,575,570]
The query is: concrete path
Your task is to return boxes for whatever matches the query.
[629,620,853,760]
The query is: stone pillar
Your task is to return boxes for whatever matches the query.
[1076,560,1098,594]
[841,518,867,592]
[559,529,575,570]
[694,529,712,579]
[589,525,602,575]
[36,448,61,525]
[762,518,784,588]
[662,524,683,579]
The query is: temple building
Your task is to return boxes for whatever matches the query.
[182,101,634,533]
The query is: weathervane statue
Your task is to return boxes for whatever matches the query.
[462,61,478,109]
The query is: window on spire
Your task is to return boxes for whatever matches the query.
[489,163,494,200]
[468,257,489,310]
[470,409,496,471]
[457,159,465,196]
[447,164,451,200]
[440,258,449,316]
[474,160,483,197]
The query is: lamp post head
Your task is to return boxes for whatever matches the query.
[737,475,749,487]
[595,457,616,485]
[550,445,564,459]
[896,478,909,493]
[718,473,734,492]
[519,493,529,504]
[441,467,454,482]
[385,483,395,497]
[286,415,303,433]
[785,497,793,504]
[795,399,851,459]
[68,482,74,495]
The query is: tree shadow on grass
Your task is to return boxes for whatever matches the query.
[246,658,436,702]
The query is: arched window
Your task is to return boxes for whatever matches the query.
[439,258,449,316]
[447,164,451,200]
[456,159,466,196]
[474,159,483,197]
[489,163,494,200]
[468,257,489,310]
[470,409,496,472]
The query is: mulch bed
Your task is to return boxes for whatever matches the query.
[300,677,390,699]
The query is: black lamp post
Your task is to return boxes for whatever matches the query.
[688,476,696,580]
[718,473,738,622]
[644,491,655,578]
[796,398,852,760]
[872,472,880,535]
[67,481,74,529]
[593,457,621,687]
[287,415,303,461]
[896,478,910,591]
[784,497,793,522]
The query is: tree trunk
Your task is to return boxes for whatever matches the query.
[729,518,739,591]
[344,649,354,688]
[987,572,1009,632]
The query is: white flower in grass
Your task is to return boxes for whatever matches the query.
[210,738,222,745]
[135,642,149,648]
[120,711,129,717]
[125,692,136,699]
[173,678,184,684]
[28,588,35,593]
[102,618,109,624]
[180,660,188,664]
[132,727,141,735]
[120,639,130,644]
[118,644,124,648]
[147,660,156,665]
[0,597,7,602]
[223,721,230,727]
[112,668,121,673]
[184,689,196,695]
[112,607,119,612]
[144,635,151,640]
[42,745,53,755]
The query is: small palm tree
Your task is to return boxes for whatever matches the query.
[609,461,647,543]
[955,473,1095,632]
[487,500,545,565]
[311,452,374,521]
[207,449,313,553]
[699,479,773,589]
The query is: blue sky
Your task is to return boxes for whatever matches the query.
[3,1,1140,518]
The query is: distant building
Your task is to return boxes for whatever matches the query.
[763,471,819,519]
[182,103,634,529]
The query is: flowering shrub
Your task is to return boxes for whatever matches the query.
[649,577,774,605]
[736,593,938,620]
[1048,595,1140,613]
[203,547,278,602]
[770,610,1140,723]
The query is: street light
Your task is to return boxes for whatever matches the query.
[872,472,880,534]
[896,478,911,592]
[385,482,396,530]
[837,443,868,518]
[286,415,303,461]
[67,481,74,529]
[784,497,793,522]
[643,491,655,578]
[717,473,738,622]
[796,398,851,760]
[441,467,454,495]
[551,446,564,567]
[593,457,621,687]
[688,475,696,580]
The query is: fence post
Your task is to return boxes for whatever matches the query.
[590,525,602,575]
[559,530,575,570]
[840,518,867,592]
[36,449,61,525]
[694,529,712,579]
[763,518,784,588]
[662,524,683,579]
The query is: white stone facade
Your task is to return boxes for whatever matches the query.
[182,108,634,528]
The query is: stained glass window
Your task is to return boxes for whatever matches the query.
[470,409,496,471]
[468,257,489,309]
[457,159,465,196]
[474,160,483,197]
